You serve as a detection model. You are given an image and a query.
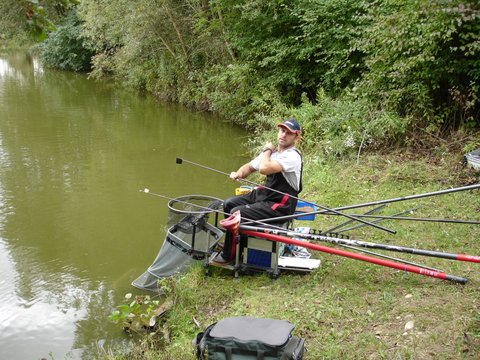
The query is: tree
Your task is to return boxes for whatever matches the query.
[356,0,480,130]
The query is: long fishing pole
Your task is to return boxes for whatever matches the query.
[243,183,480,225]
[142,188,428,272]
[328,243,442,272]
[175,157,396,234]
[335,207,420,233]
[242,230,468,283]
[145,190,465,280]
[321,205,386,234]
[324,213,480,225]
[239,224,480,263]
[140,188,294,233]
[220,212,465,282]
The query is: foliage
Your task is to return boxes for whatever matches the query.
[200,63,285,127]
[355,0,480,131]
[41,10,93,71]
[0,1,29,42]
[109,293,163,334]
[0,0,77,43]
[78,0,233,96]
[73,0,479,153]
[214,0,369,103]
[32,0,480,154]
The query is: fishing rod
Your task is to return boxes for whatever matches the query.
[324,213,480,225]
[141,188,417,268]
[255,210,480,227]
[239,224,480,263]
[175,157,396,234]
[241,229,468,284]
[321,205,386,234]
[334,243,443,272]
[140,188,294,233]
[242,183,480,225]
[145,189,462,280]
[335,207,420,233]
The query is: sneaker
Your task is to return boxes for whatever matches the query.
[211,253,233,265]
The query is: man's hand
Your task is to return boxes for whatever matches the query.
[230,171,240,180]
[263,142,276,152]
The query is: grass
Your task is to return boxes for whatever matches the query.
[105,151,480,359]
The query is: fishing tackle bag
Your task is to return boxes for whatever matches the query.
[194,316,304,360]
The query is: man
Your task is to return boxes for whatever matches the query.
[214,118,303,263]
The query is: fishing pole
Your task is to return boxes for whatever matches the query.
[140,188,293,234]
[242,230,468,284]
[142,188,414,269]
[239,224,480,263]
[321,205,386,234]
[323,213,480,225]
[175,157,397,234]
[242,183,480,225]
[144,189,462,280]
[335,207,420,233]
[331,243,442,272]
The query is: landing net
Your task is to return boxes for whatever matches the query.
[132,195,224,291]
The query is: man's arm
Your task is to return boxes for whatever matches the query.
[258,142,283,175]
[230,163,256,180]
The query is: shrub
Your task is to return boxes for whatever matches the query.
[41,10,93,72]
[355,0,480,131]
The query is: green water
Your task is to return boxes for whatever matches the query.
[0,51,248,359]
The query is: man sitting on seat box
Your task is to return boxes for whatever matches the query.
[213,118,303,264]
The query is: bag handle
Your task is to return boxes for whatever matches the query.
[194,323,216,360]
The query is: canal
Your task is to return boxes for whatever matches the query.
[0,51,248,359]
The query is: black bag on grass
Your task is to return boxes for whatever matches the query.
[194,317,304,360]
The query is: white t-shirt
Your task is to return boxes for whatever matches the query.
[250,147,302,191]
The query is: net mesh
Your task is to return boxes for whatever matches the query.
[132,195,224,291]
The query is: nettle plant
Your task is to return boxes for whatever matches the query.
[109,293,162,334]
[109,278,176,334]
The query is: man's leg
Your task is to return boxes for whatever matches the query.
[218,193,257,261]
[220,201,281,261]
[223,192,255,214]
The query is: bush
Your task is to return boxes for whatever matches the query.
[261,91,408,158]
[41,10,93,72]
[355,0,480,131]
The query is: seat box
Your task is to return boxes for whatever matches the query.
[243,237,279,268]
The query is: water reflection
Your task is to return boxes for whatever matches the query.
[0,243,87,359]
[0,51,248,359]
[0,58,17,77]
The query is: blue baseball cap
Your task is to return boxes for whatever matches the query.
[278,118,301,134]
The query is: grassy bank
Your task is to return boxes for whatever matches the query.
[106,151,480,360]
